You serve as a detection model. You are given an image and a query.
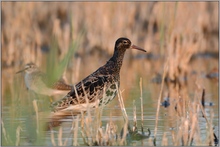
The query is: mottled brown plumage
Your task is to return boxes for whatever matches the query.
[51,37,146,113]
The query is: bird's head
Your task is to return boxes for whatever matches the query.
[115,37,146,52]
[16,62,39,74]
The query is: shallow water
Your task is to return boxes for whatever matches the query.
[2,57,219,146]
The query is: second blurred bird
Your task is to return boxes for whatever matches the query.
[16,62,72,98]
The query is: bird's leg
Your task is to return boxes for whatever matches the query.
[49,96,53,103]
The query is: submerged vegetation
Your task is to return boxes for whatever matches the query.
[1,2,218,146]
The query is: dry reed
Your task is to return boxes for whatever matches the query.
[139,77,144,132]
[154,60,168,142]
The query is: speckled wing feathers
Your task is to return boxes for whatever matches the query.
[51,62,119,112]
[52,78,72,90]
[37,72,72,91]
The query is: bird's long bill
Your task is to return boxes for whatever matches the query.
[16,68,27,74]
[130,44,146,52]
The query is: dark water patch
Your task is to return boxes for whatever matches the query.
[161,97,170,108]
[190,51,219,61]
[134,52,160,60]
[206,72,219,79]
[151,73,187,84]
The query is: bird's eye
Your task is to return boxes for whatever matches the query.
[123,41,127,44]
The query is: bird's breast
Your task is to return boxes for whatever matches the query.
[24,73,32,90]
[99,82,118,106]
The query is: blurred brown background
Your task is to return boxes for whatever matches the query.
[1,2,218,102]
[2,2,218,64]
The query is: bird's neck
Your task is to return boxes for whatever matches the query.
[108,49,126,73]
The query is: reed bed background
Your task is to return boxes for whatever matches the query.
[1,2,219,146]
